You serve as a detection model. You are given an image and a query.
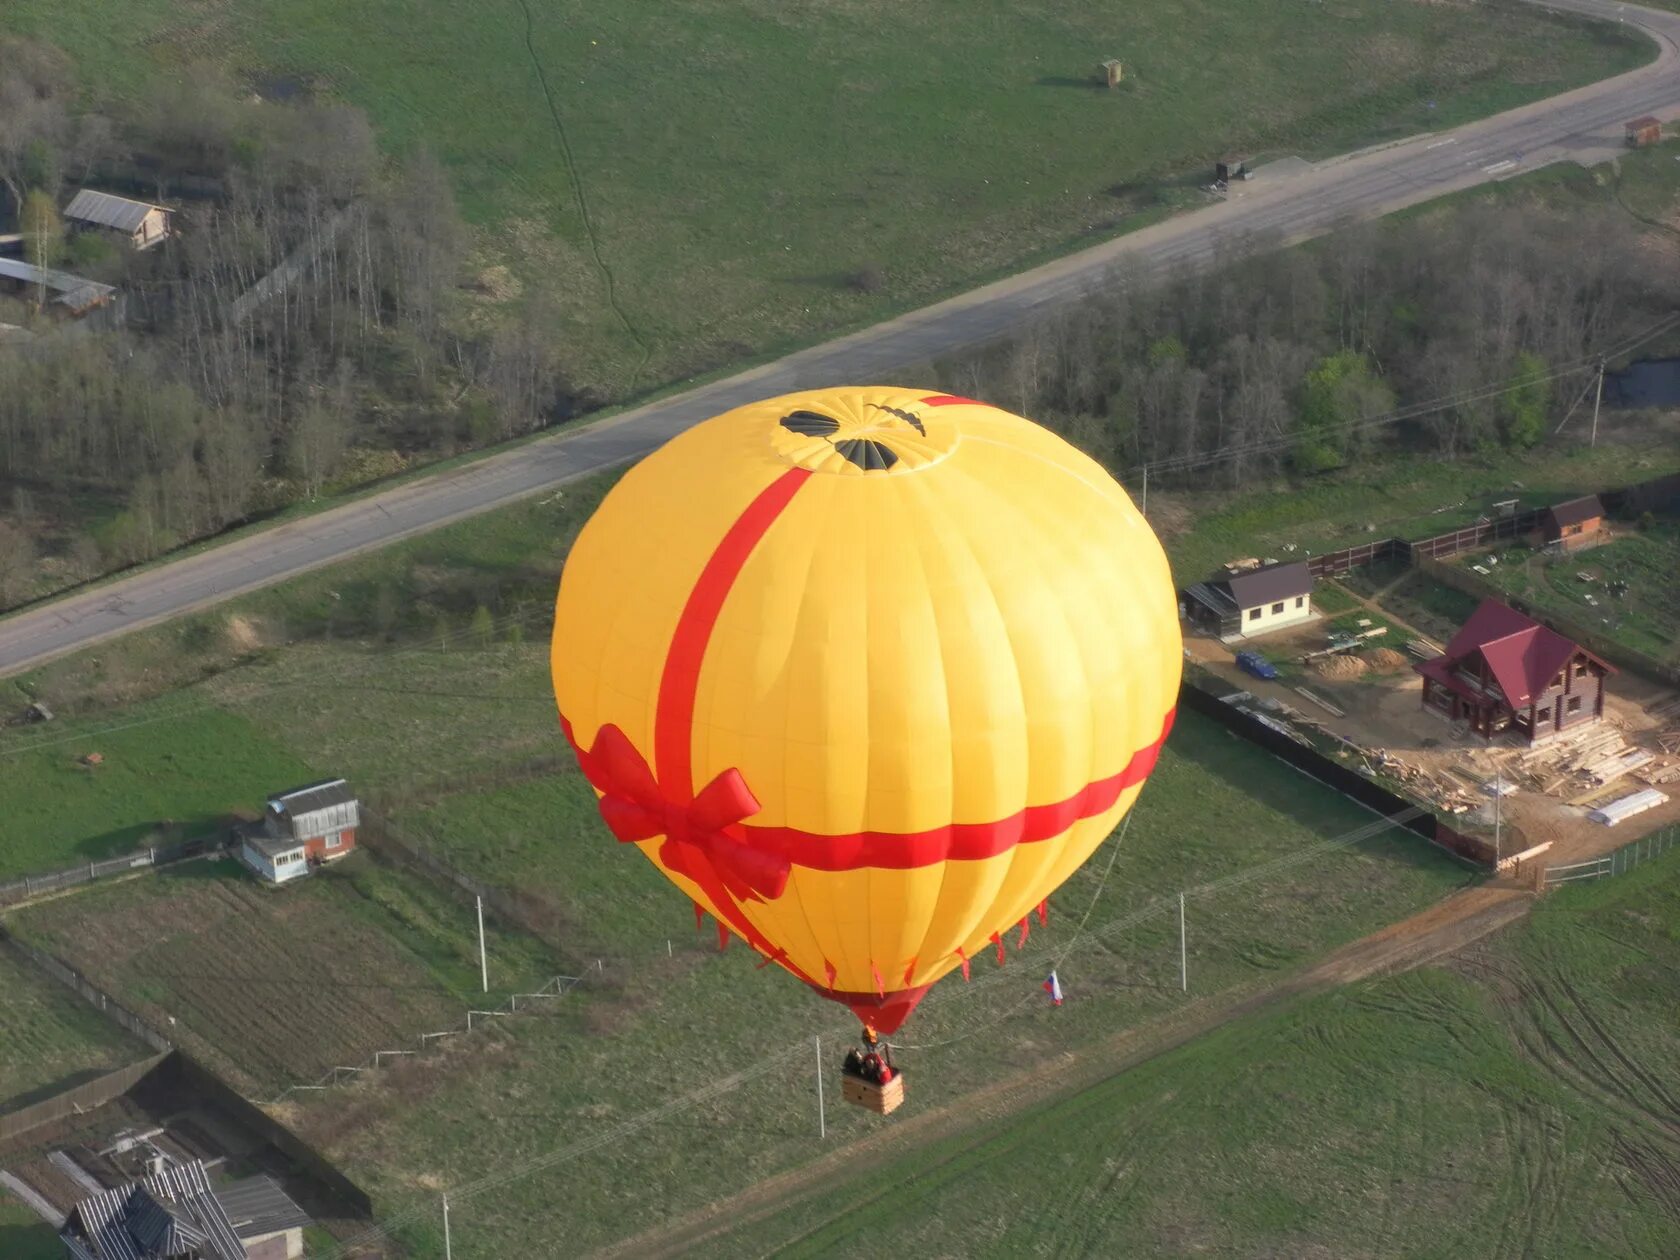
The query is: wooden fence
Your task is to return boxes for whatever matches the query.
[0,834,224,909]
[0,929,173,1055]
[1178,680,1493,867]
[0,1053,169,1144]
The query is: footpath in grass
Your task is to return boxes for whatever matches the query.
[280,710,1475,1257]
[2,0,1649,393]
[706,854,1680,1259]
[0,948,146,1112]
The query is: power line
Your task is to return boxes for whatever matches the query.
[310,798,1440,1258]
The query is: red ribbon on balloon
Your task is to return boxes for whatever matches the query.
[572,723,790,905]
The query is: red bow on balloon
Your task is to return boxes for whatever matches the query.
[574,723,789,904]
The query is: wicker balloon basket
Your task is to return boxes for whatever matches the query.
[841,1071,906,1115]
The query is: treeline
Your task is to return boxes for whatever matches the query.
[930,203,1678,486]
[0,38,572,606]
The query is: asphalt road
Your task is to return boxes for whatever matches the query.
[4,0,1679,679]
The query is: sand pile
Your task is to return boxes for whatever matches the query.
[1313,654,1369,680]
[1366,647,1409,672]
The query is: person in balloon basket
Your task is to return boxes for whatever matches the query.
[844,1025,894,1086]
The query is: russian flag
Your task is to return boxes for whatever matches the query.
[1044,970,1063,1006]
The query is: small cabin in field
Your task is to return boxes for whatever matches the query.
[1626,116,1662,148]
[236,778,359,885]
[1414,599,1612,743]
[62,188,173,251]
[1181,560,1314,641]
[1541,495,1604,552]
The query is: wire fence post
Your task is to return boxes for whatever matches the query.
[814,1035,826,1140]
[1178,893,1188,993]
[476,896,488,994]
[442,1193,452,1260]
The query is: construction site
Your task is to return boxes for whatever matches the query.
[1185,583,1680,868]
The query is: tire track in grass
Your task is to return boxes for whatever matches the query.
[512,0,651,389]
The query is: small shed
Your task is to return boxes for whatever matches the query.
[0,257,116,318]
[1098,59,1124,89]
[1215,156,1250,183]
[1541,495,1604,551]
[62,188,173,250]
[1625,116,1662,149]
[239,830,310,885]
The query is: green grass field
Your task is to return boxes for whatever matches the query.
[0,948,146,1112]
[269,708,1474,1257]
[2,0,1651,394]
[1462,524,1680,663]
[0,1197,58,1260]
[1157,437,1680,587]
[4,858,564,1097]
[0,706,316,880]
[696,848,1680,1258]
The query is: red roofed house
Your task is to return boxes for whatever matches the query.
[1415,599,1614,743]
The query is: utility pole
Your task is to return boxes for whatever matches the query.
[814,1036,826,1140]
[1141,464,1149,519]
[442,1194,452,1260]
[1178,893,1187,993]
[1494,776,1503,870]
[1590,358,1605,449]
[476,896,488,994]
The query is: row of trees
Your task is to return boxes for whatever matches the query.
[930,203,1674,487]
[0,39,575,606]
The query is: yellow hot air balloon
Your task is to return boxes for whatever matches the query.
[551,387,1180,1036]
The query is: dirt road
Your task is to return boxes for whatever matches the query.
[595,883,1533,1260]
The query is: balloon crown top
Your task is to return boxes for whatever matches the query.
[768,388,966,475]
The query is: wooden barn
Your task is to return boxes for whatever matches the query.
[62,188,173,251]
[1414,599,1613,743]
[236,778,359,884]
[1541,494,1604,551]
[1181,560,1314,640]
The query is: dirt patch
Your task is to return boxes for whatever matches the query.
[1314,655,1369,681]
[225,615,264,652]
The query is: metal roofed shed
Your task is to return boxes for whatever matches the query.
[215,1174,311,1254]
[0,257,117,317]
[1541,494,1605,551]
[60,1159,248,1260]
[63,189,173,250]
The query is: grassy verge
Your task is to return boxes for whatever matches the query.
[0,1197,59,1260]
[0,948,146,1111]
[704,849,1680,1258]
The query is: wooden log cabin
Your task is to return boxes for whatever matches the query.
[1414,599,1613,744]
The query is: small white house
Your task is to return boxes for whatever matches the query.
[1181,560,1315,641]
[239,832,310,885]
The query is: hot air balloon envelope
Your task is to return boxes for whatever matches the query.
[552,387,1180,1032]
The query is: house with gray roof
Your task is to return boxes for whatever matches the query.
[62,189,173,251]
[59,1159,308,1259]
[1181,559,1315,641]
[235,778,360,885]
